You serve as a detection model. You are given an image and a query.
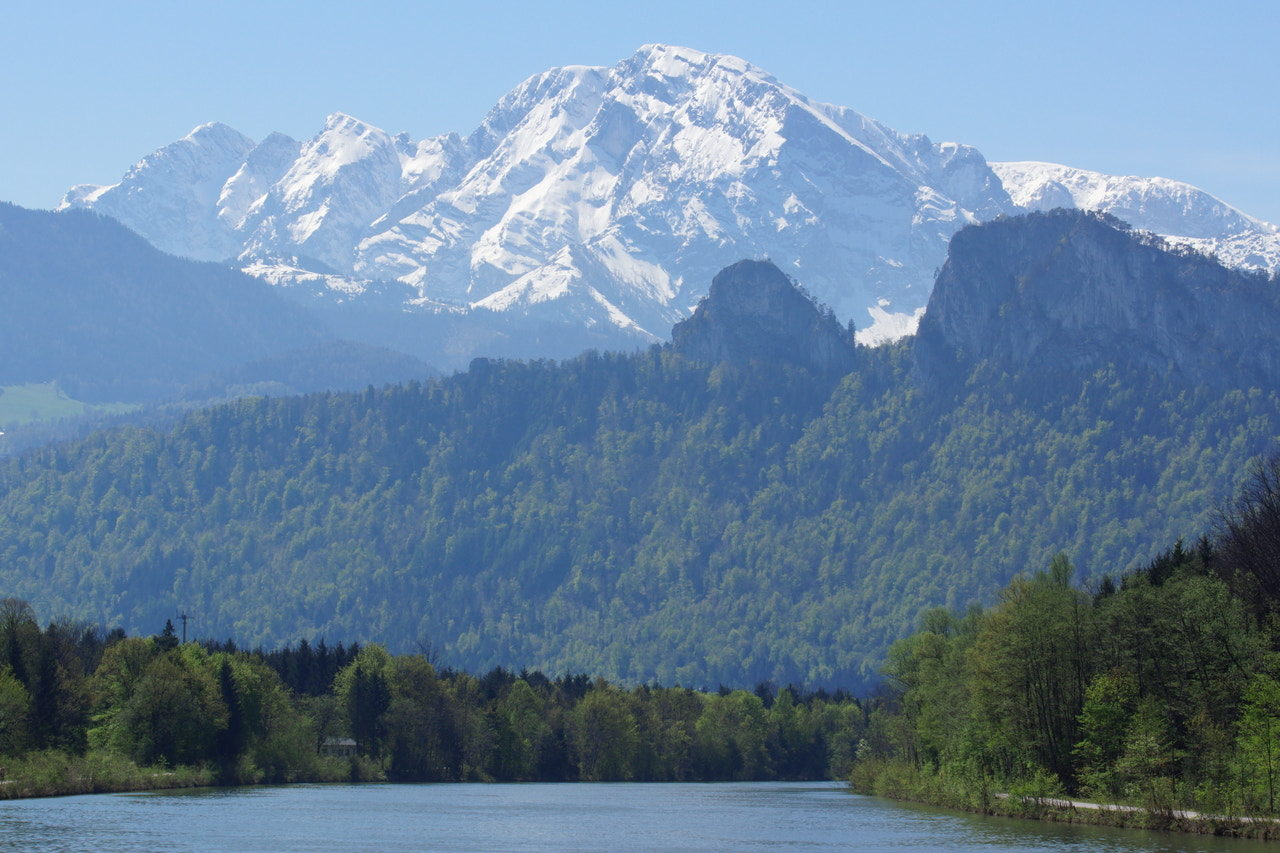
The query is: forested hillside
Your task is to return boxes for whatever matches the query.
[852,454,1280,825]
[0,215,1277,690]
[0,203,432,412]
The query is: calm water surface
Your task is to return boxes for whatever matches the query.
[0,781,1274,853]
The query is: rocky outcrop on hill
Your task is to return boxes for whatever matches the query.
[670,259,857,375]
[914,209,1280,388]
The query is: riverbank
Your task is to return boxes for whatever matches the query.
[848,758,1280,840]
[0,750,215,800]
[0,749,382,800]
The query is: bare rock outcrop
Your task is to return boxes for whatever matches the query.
[671,259,858,376]
[914,210,1280,388]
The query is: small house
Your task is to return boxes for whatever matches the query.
[320,737,358,758]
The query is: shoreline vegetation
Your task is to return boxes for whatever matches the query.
[0,748,381,800]
[849,758,1280,839]
[0,752,214,799]
[0,601,864,801]
[845,453,1280,841]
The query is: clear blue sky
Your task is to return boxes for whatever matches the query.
[4,0,1278,225]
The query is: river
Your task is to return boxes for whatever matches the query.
[0,781,1273,852]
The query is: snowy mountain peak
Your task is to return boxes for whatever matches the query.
[58,120,256,260]
[60,45,1280,365]
[183,121,254,149]
[625,43,773,90]
[217,131,301,232]
[294,113,401,181]
[992,161,1280,271]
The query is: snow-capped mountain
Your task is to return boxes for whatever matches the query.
[992,161,1280,271]
[60,45,1280,363]
[63,122,256,262]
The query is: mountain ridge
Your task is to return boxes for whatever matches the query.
[60,45,1278,367]
[0,203,433,411]
[0,212,1275,688]
[670,259,857,376]
[914,209,1280,389]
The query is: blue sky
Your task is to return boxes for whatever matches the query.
[5,0,1278,224]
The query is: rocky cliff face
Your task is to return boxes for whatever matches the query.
[670,259,857,375]
[914,209,1280,388]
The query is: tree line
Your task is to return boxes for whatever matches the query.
[852,453,1280,822]
[0,604,866,797]
[0,335,1276,692]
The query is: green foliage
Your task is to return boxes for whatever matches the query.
[0,602,863,795]
[968,557,1092,784]
[383,654,458,781]
[0,748,214,799]
[0,326,1277,691]
[1074,668,1138,797]
[855,475,1280,821]
[336,646,393,760]
[692,689,770,780]
[0,668,32,754]
[1113,696,1178,811]
[91,643,227,767]
[570,683,640,781]
[1238,668,1280,814]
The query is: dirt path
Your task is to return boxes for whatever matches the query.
[995,792,1263,824]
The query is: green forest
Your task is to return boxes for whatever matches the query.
[1,211,1278,695]
[0,207,1278,820]
[0,334,1277,690]
[0,599,863,798]
[851,453,1280,828]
